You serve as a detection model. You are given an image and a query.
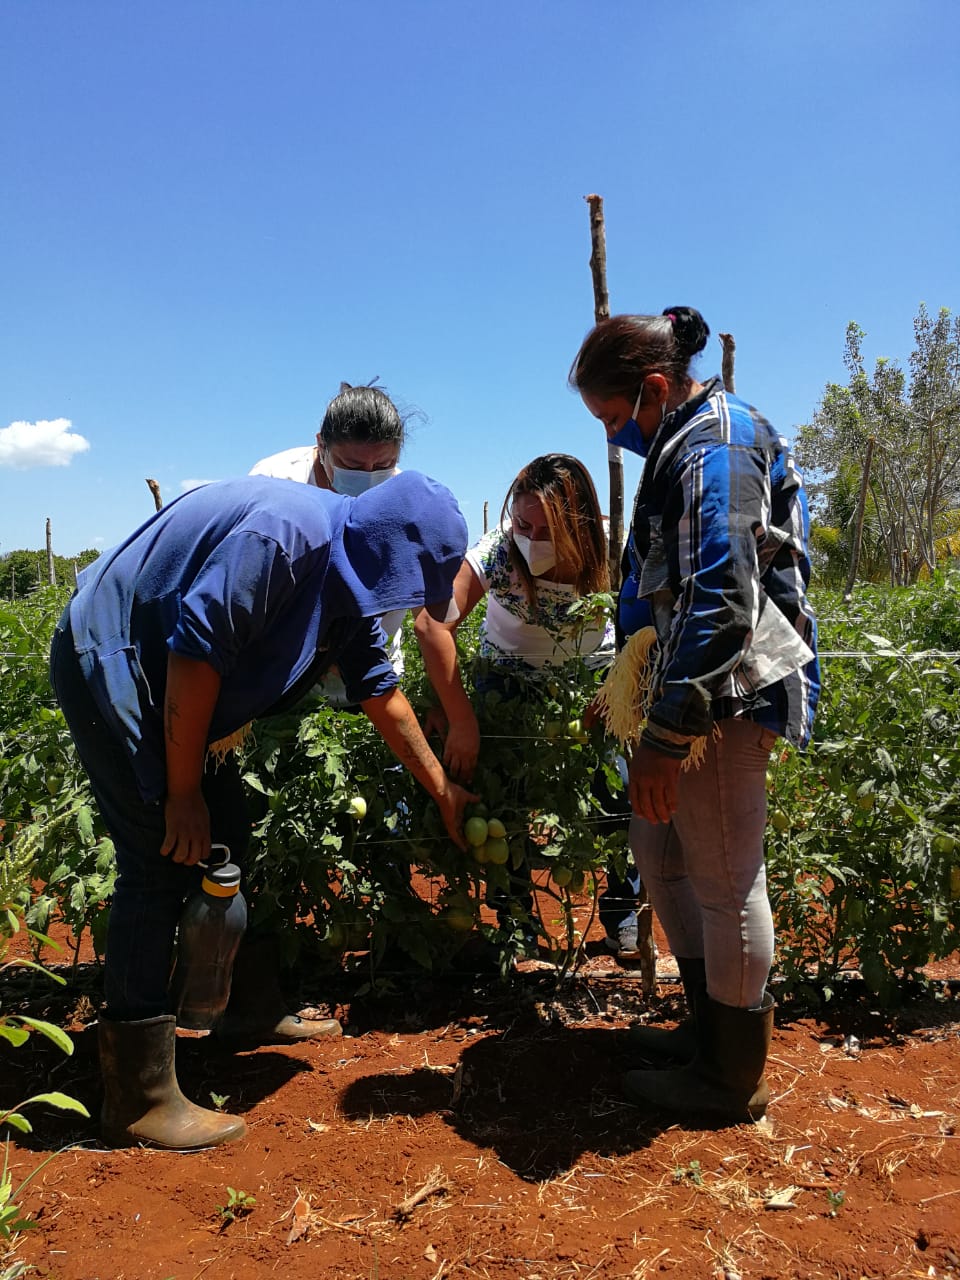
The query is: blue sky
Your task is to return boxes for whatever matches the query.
[2,0,958,556]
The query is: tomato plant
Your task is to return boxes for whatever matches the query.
[766,573,960,1002]
[4,569,959,1001]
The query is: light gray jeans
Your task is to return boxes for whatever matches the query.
[629,718,777,1009]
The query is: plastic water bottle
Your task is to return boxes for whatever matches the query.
[171,844,247,1031]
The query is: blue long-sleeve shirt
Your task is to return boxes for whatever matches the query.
[66,472,467,800]
[620,378,820,756]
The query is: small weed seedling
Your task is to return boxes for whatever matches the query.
[673,1159,703,1187]
[216,1187,256,1229]
[826,1188,846,1217]
[209,1092,230,1111]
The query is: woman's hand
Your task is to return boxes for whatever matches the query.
[422,705,448,742]
[423,703,481,781]
[582,692,604,731]
[628,742,682,824]
[441,712,480,783]
[161,789,211,865]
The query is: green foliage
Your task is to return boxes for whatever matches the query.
[215,1186,256,1226]
[1,575,957,1001]
[766,572,960,1002]
[808,460,889,587]
[0,549,100,601]
[797,305,960,585]
[240,602,627,974]
[1,902,91,1252]
[0,588,113,960]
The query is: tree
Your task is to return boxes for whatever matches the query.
[0,548,101,600]
[796,305,960,585]
[808,459,888,587]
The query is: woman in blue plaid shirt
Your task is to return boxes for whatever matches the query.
[570,306,820,1124]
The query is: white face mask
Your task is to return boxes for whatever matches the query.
[330,465,396,497]
[513,533,556,577]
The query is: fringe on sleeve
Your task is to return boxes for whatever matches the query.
[207,722,255,767]
[594,626,711,770]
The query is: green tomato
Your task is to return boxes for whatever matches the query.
[551,864,573,888]
[444,907,475,933]
[465,816,489,847]
[485,837,510,865]
[567,719,589,743]
[847,900,866,926]
[932,834,956,855]
[486,817,507,840]
[769,808,790,832]
[348,796,367,820]
[325,923,347,950]
[467,801,489,820]
[472,842,490,864]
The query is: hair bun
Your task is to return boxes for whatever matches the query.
[662,306,710,359]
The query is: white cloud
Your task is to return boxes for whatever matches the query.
[179,478,217,492]
[0,418,91,469]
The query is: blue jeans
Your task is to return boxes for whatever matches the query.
[628,718,777,1008]
[50,611,251,1020]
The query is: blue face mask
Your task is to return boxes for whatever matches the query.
[609,418,649,457]
[608,384,666,457]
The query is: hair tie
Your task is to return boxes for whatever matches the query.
[665,312,677,323]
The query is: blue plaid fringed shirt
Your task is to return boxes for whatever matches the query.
[619,377,821,760]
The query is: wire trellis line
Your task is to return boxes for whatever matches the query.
[4,649,960,664]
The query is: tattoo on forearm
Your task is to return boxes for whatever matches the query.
[165,698,181,746]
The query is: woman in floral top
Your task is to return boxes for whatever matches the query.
[415,453,640,955]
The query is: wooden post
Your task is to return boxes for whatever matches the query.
[483,501,489,535]
[584,194,654,996]
[719,332,737,394]
[45,518,57,586]
[585,194,609,321]
[843,436,875,603]
[146,478,163,511]
[584,194,623,592]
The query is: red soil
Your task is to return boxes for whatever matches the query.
[2,894,958,1280]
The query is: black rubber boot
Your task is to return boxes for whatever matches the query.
[623,991,775,1123]
[99,1014,246,1150]
[625,956,706,1064]
[215,934,341,1044]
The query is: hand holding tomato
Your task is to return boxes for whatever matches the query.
[437,780,481,851]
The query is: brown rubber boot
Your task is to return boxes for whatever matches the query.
[625,956,705,1064]
[99,1015,246,1150]
[623,991,775,1123]
[215,934,341,1045]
